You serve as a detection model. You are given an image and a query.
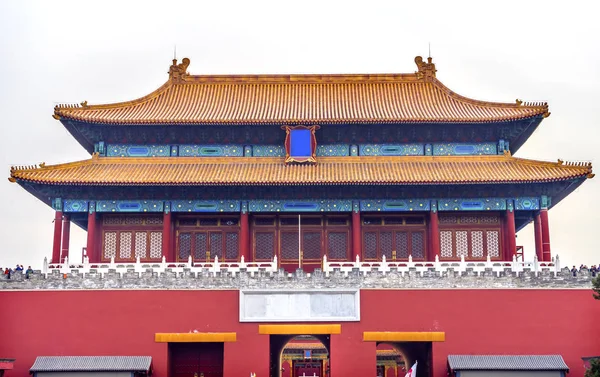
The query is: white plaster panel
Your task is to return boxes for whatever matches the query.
[239,289,360,322]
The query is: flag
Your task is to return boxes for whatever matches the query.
[405,361,417,377]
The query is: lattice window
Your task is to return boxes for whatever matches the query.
[380,232,393,259]
[471,231,484,258]
[103,216,122,225]
[486,230,500,257]
[124,216,143,226]
[179,233,191,260]
[146,216,163,225]
[327,232,347,260]
[179,218,197,227]
[255,232,275,260]
[225,232,239,260]
[480,216,499,224]
[456,231,468,257]
[303,232,322,260]
[104,232,117,259]
[439,215,458,224]
[411,232,425,258]
[210,233,223,259]
[363,232,378,259]
[135,232,147,259]
[149,232,162,259]
[395,232,409,259]
[119,232,133,259]
[440,231,453,258]
[460,216,478,224]
[281,232,299,260]
[194,233,207,260]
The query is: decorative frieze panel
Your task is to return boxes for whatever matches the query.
[360,200,430,212]
[432,143,497,156]
[179,145,243,157]
[253,145,286,157]
[106,144,171,157]
[438,198,507,211]
[171,200,240,213]
[249,200,352,212]
[96,200,164,213]
[316,144,350,157]
[63,200,88,213]
[515,197,540,210]
[359,144,424,156]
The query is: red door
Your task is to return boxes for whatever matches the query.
[170,343,224,377]
[293,361,322,377]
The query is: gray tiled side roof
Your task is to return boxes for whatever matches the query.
[30,356,152,373]
[447,355,569,371]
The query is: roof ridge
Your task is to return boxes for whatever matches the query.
[51,56,550,122]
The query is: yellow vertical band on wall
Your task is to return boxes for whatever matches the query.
[258,324,342,335]
[155,332,237,342]
[363,332,445,342]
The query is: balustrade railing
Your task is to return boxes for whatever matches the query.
[43,254,560,278]
[323,254,559,276]
[44,255,278,277]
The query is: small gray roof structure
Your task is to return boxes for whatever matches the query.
[447,355,569,371]
[30,356,152,374]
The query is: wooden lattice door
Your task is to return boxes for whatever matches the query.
[293,361,322,377]
[169,343,224,377]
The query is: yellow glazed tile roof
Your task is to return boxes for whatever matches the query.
[53,57,549,125]
[9,154,593,186]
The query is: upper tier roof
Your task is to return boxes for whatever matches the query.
[53,57,549,125]
[9,154,592,186]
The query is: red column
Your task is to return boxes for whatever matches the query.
[506,209,516,259]
[352,209,362,261]
[61,215,71,263]
[52,211,63,264]
[429,209,440,260]
[540,208,551,262]
[533,213,543,262]
[240,211,250,262]
[163,210,172,262]
[86,209,96,263]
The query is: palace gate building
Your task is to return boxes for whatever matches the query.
[2,56,598,377]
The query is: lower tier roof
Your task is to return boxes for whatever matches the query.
[9,154,593,186]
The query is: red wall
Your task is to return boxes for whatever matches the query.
[1,289,598,377]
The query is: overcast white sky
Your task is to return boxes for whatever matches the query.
[0,0,598,270]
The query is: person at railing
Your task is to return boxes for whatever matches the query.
[571,266,578,277]
[25,266,34,279]
[3,268,11,279]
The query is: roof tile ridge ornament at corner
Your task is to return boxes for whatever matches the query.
[414,56,437,81]
[169,57,191,83]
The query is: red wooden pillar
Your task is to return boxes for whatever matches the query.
[61,215,71,263]
[429,202,440,260]
[505,208,516,259]
[540,208,551,262]
[533,212,543,262]
[240,205,250,262]
[163,204,172,262]
[86,204,96,263]
[352,202,361,261]
[52,210,63,264]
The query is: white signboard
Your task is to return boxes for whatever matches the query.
[239,289,360,322]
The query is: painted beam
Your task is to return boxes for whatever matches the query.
[258,324,342,335]
[155,332,237,343]
[363,331,445,342]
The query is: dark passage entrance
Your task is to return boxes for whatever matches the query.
[169,342,224,377]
